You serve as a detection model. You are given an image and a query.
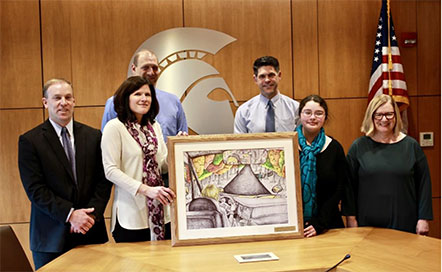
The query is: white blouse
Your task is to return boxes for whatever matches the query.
[101,118,170,232]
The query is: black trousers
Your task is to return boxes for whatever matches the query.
[32,221,108,270]
[112,217,171,243]
[32,251,63,271]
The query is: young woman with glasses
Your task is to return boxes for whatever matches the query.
[347,94,433,235]
[296,95,357,237]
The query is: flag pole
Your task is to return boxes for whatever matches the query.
[387,0,393,95]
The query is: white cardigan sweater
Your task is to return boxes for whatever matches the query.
[102,118,170,232]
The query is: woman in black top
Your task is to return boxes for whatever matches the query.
[347,94,432,234]
[296,95,356,237]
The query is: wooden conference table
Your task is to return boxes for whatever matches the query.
[39,227,440,272]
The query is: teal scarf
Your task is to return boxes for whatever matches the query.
[296,125,325,222]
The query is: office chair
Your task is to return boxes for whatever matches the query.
[0,225,33,271]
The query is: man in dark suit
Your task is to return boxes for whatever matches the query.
[18,78,112,270]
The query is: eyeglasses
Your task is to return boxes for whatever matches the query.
[301,110,325,118]
[373,112,395,120]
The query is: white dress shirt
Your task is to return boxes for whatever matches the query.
[234,92,299,133]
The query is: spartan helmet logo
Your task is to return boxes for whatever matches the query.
[127,27,239,134]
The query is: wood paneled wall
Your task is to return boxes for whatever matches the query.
[0,0,42,109]
[1,0,440,268]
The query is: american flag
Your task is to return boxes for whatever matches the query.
[368,0,409,110]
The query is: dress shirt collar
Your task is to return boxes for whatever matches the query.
[49,118,74,139]
[259,92,281,106]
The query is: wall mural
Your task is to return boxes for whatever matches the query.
[128,27,239,134]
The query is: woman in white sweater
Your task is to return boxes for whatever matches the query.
[102,76,176,242]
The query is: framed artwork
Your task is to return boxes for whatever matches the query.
[167,132,303,246]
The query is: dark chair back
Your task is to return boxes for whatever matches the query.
[0,225,33,271]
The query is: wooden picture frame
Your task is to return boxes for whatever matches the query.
[167,132,303,246]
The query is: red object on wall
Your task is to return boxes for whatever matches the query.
[400,32,417,47]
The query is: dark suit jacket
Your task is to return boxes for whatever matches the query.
[18,119,112,253]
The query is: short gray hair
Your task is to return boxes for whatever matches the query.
[42,78,73,98]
